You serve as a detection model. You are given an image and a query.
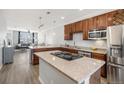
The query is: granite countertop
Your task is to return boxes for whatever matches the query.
[35,50,105,83]
[62,46,107,54]
[29,45,60,49]
[29,45,107,54]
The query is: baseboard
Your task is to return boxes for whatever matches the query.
[39,76,44,84]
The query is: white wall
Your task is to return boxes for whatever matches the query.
[40,25,107,49]
[0,10,7,47]
[0,10,7,69]
[38,26,64,45]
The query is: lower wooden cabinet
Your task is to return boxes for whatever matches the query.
[32,47,61,65]
[59,47,78,54]
[32,54,39,65]
[92,53,107,78]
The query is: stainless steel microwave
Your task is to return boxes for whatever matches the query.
[88,30,107,40]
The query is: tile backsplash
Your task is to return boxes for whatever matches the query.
[65,33,107,49]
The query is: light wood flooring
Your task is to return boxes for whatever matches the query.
[0,49,107,84]
[0,49,40,84]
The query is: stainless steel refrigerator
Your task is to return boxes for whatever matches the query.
[107,25,124,84]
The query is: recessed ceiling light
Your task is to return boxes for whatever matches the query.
[61,16,65,19]
[46,11,51,15]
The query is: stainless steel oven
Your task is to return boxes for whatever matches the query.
[88,30,107,39]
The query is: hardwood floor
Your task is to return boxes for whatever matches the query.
[0,49,40,84]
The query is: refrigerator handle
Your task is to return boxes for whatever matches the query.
[108,63,124,69]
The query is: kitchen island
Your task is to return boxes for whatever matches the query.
[29,46,107,64]
[35,50,105,84]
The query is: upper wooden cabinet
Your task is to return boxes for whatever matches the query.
[88,17,98,31]
[88,18,94,31]
[97,14,107,30]
[106,11,117,26]
[82,20,89,40]
[75,21,83,32]
[88,14,107,31]
[64,24,73,40]
[64,9,124,40]
[71,23,76,32]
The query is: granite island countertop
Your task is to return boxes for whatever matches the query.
[35,50,105,83]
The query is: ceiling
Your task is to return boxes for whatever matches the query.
[2,9,115,31]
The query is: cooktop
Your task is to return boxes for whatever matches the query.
[51,51,83,61]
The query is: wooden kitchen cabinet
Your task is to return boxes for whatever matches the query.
[92,53,107,77]
[82,20,89,40]
[88,18,94,31]
[64,24,73,40]
[60,47,78,54]
[71,23,76,32]
[88,14,107,31]
[97,14,107,30]
[32,47,62,65]
[92,53,106,60]
[88,17,98,31]
[93,16,98,30]
[106,11,117,26]
[64,9,124,41]
[75,21,83,32]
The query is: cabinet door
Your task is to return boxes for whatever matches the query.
[64,25,68,40]
[106,11,118,26]
[68,24,73,40]
[97,14,107,30]
[82,20,89,40]
[64,25,69,40]
[88,18,94,31]
[64,24,73,40]
[107,12,114,26]
[93,16,98,30]
[92,53,107,77]
[92,53,106,60]
[71,23,76,32]
[88,17,98,31]
[75,21,83,32]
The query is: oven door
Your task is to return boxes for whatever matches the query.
[107,63,124,84]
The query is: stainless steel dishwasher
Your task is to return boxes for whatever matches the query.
[78,50,92,58]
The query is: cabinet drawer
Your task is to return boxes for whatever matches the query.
[92,53,106,61]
